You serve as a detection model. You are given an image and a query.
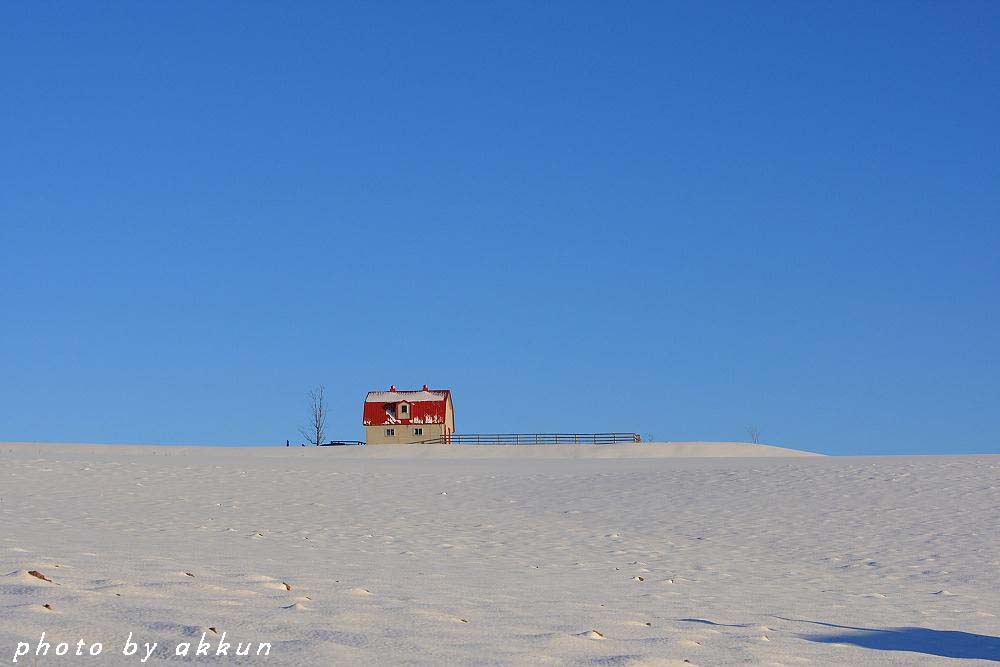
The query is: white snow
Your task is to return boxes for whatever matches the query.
[366,391,446,403]
[1,442,997,666]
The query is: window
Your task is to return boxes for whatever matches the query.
[414,427,423,436]
[385,428,395,437]
[400,404,409,416]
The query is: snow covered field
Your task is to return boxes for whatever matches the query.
[1,443,998,665]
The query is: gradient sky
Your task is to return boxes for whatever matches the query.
[2,2,998,454]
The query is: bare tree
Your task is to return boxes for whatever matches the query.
[746,425,761,444]
[300,386,328,446]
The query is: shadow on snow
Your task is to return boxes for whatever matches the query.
[677,617,1000,661]
[789,619,1000,662]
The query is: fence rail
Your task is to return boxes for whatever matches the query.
[318,440,366,447]
[416,432,641,445]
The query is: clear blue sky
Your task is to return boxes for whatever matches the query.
[2,2,997,455]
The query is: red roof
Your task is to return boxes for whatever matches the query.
[363,387,452,426]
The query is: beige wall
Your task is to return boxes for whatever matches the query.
[366,423,445,445]
[445,395,455,433]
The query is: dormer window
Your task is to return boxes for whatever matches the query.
[400,403,409,417]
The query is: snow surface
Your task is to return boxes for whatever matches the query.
[1,442,998,666]
[366,391,446,403]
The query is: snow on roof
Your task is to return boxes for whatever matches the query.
[366,390,447,403]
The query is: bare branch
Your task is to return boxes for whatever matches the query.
[301,385,328,446]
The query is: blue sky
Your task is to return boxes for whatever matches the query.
[2,2,997,455]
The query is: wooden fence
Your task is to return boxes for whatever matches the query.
[416,432,641,445]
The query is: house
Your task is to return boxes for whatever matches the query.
[363,385,455,444]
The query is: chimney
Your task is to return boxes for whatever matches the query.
[422,384,430,391]
[389,385,397,392]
